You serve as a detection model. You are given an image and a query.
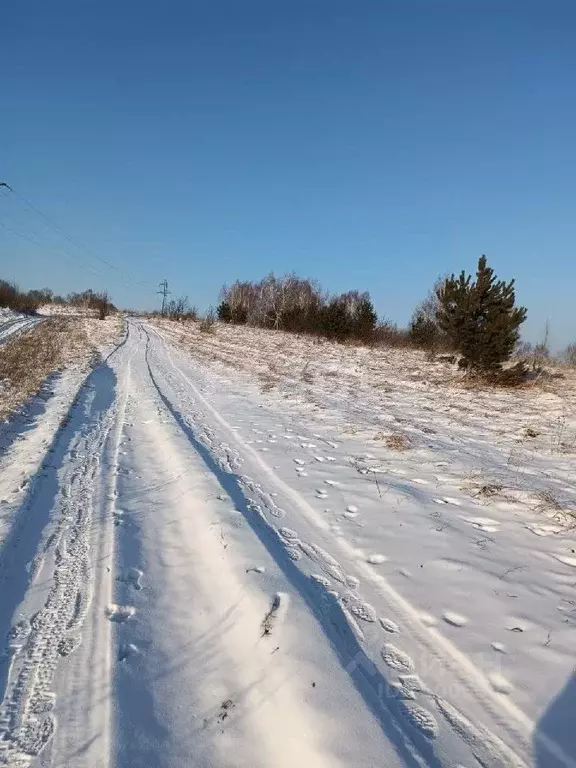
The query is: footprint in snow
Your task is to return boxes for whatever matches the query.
[119,567,143,590]
[399,702,438,739]
[341,592,377,622]
[442,612,468,627]
[466,517,499,533]
[488,673,512,694]
[311,574,332,588]
[106,604,136,622]
[366,554,387,565]
[381,643,414,672]
[491,642,506,653]
[380,618,400,634]
[118,643,139,662]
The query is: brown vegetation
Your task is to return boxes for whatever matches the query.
[0,319,93,419]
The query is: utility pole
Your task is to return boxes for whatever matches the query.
[157,279,170,315]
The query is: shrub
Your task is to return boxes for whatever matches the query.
[165,296,190,322]
[0,280,41,315]
[320,297,351,341]
[409,276,448,351]
[436,256,527,372]
[199,307,217,333]
[350,293,377,342]
[93,291,111,320]
[564,343,576,366]
[373,321,412,348]
[409,312,439,348]
[489,362,530,387]
[67,288,116,317]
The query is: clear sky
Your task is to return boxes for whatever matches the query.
[1,1,575,347]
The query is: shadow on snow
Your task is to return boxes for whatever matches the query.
[144,336,443,768]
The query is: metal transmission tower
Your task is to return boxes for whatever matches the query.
[157,279,170,315]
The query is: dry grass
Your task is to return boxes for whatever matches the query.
[259,375,277,393]
[148,317,576,466]
[301,362,314,384]
[0,317,120,420]
[385,433,412,451]
[533,489,564,515]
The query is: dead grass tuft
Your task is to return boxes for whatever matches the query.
[533,489,564,514]
[385,433,411,451]
[301,362,314,384]
[259,375,277,393]
[477,483,503,498]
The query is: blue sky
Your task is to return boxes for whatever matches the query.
[1,1,575,347]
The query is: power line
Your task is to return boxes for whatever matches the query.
[1,181,149,290]
[0,220,103,280]
[157,279,170,315]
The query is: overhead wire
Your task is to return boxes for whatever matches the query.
[0,220,104,280]
[0,182,151,291]
[0,186,107,280]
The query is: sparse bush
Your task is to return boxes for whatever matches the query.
[436,256,527,372]
[94,291,111,320]
[532,342,550,369]
[199,307,217,333]
[165,296,190,322]
[515,340,534,360]
[183,307,198,322]
[564,343,576,366]
[490,362,530,387]
[373,321,411,348]
[409,312,439,349]
[409,276,448,352]
[68,288,116,317]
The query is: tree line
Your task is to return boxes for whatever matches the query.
[216,274,378,342]
[207,257,566,380]
[0,281,116,320]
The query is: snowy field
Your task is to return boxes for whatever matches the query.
[0,315,575,767]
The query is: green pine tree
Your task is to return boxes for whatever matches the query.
[436,256,527,371]
[321,298,351,341]
[217,301,232,323]
[352,295,377,341]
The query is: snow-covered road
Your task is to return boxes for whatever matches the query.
[0,319,574,767]
[0,314,42,346]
